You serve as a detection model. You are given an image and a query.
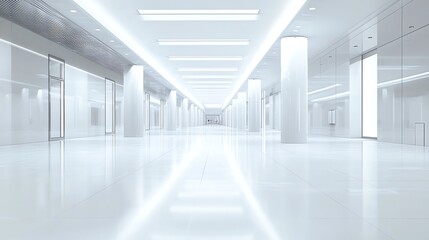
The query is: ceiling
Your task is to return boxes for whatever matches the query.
[41,0,398,113]
[250,0,399,93]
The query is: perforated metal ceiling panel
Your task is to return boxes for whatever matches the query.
[0,0,173,99]
[0,0,131,73]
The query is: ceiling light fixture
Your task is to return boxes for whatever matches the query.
[188,81,232,84]
[192,86,230,89]
[73,0,204,109]
[169,56,243,61]
[178,68,239,72]
[138,9,260,21]
[309,7,316,11]
[223,0,307,109]
[183,75,235,79]
[95,28,101,31]
[70,10,77,13]
[158,39,250,46]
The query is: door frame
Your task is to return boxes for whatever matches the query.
[48,55,66,141]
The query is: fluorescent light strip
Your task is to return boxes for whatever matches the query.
[158,39,250,46]
[198,95,227,96]
[178,68,239,72]
[169,56,242,61]
[141,15,259,21]
[223,0,307,109]
[138,9,260,15]
[151,234,254,240]
[188,81,232,84]
[192,86,230,89]
[308,84,341,95]
[183,75,235,79]
[139,9,259,21]
[196,90,229,92]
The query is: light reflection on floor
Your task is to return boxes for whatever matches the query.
[0,126,428,240]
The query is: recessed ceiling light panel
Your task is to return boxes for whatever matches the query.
[138,9,260,21]
[183,75,235,79]
[158,39,250,46]
[169,56,243,61]
[178,68,239,72]
[187,81,232,84]
[192,86,230,89]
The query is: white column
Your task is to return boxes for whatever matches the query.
[226,106,229,127]
[192,106,195,127]
[237,92,247,130]
[228,106,232,127]
[165,91,177,131]
[281,37,308,143]
[232,99,237,128]
[269,95,274,129]
[189,104,194,127]
[196,107,199,126]
[124,65,144,137]
[181,98,189,129]
[248,79,261,132]
[196,108,200,126]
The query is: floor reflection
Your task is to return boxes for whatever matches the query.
[1,126,429,240]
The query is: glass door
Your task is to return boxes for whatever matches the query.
[48,55,65,140]
[105,78,116,134]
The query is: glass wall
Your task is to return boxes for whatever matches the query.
[65,65,106,139]
[402,23,429,145]
[116,84,124,134]
[307,0,429,146]
[0,39,49,145]
[0,16,122,145]
[308,52,338,137]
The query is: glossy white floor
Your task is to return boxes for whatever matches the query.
[1,126,429,240]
